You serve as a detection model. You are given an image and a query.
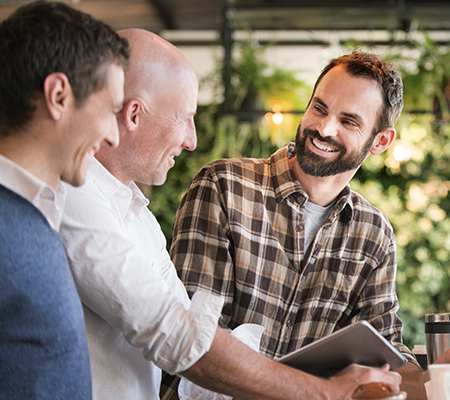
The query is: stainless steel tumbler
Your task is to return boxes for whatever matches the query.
[425,313,450,365]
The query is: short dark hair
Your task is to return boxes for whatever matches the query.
[311,51,403,136]
[0,0,130,135]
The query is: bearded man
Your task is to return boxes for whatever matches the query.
[171,51,431,399]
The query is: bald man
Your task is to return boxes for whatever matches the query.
[60,29,401,400]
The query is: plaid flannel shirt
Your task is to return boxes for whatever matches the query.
[171,143,416,364]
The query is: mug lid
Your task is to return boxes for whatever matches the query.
[426,313,450,323]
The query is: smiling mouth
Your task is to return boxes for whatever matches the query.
[311,138,339,153]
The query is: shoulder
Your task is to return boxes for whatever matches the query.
[191,146,290,190]
[64,160,118,215]
[185,158,273,206]
[0,185,53,232]
[198,156,269,178]
[349,189,394,237]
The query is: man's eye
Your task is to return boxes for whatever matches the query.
[314,106,324,113]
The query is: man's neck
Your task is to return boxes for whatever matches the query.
[289,156,356,207]
[0,133,61,190]
[95,148,129,185]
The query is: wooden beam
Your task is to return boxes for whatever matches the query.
[145,0,176,30]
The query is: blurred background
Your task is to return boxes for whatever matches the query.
[2,0,450,349]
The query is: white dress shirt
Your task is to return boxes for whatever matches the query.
[0,154,66,231]
[60,158,224,400]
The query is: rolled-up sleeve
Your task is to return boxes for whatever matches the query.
[153,290,224,373]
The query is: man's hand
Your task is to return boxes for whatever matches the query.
[430,348,450,365]
[421,348,450,383]
[326,364,402,400]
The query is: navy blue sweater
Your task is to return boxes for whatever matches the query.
[0,185,92,399]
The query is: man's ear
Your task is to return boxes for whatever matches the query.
[122,99,141,132]
[370,127,396,155]
[43,72,72,121]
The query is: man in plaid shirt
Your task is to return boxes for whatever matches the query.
[171,51,431,399]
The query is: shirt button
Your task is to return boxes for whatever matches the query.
[295,225,303,232]
[286,319,292,327]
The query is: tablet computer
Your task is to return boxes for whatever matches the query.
[277,320,408,377]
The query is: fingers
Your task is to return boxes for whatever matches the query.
[328,364,402,400]
[345,363,402,390]
[433,349,450,364]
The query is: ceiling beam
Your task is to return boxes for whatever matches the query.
[145,0,176,30]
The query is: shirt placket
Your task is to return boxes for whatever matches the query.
[274,201,338,358]
[272,195,306,358]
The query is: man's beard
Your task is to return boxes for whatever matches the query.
[295,126,375,177]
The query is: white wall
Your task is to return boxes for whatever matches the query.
[161,29,409,105]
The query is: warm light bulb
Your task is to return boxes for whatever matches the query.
[272,112,284,125]
[392,142,411,162]
[264,112,273,121]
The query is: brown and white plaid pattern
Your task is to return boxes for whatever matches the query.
[171,143,416,363]
[159,372,180,400]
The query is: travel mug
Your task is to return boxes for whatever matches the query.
[425,313,450,365]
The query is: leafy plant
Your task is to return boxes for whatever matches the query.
[351,31,450,346]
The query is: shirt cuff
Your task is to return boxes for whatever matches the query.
[158,290,224,375]
[394,342,421,368]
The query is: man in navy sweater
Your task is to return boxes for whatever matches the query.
[0,1,129,398]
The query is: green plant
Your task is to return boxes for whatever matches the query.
[351,32,450,347]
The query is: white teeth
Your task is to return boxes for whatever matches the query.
[312,138,337,152]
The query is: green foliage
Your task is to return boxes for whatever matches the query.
[351,32,450,347]
[151,31,450,350]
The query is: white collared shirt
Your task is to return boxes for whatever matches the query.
[60,158,224,400]
[0,154,66,231]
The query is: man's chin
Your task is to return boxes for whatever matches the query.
[148,172,169,187]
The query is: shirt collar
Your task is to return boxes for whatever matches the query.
[88,157,149,223]
[271,142,354,223]
[0,154,67,231]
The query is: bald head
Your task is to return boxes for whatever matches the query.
[118,29,196,105]
[96,28,198,186]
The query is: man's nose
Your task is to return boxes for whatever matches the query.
[105,122,120,148]
[182,118,197,151]
[317,116,338,138]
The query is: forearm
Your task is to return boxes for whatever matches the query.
[399,349,450,400]
[397,362,426,400]
[182,328,326,400]
[182,328,402,400]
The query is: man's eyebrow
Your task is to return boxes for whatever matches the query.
[341,111,364,125]
[313,96,365,125]
[312,96,328,110]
